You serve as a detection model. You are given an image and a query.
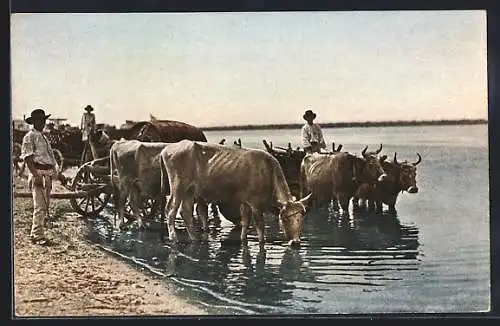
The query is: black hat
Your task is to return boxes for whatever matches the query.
[25,108,51,124]
[84,105,94,112]
[303,109,316,121]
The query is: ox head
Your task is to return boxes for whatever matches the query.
[392,152,421,193]
[91,129,111,146]
[358,144,388,183]
[332,142,343,152]
[278,193,312,247]
[233,138,242,148]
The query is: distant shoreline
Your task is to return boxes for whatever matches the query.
[200,119,487,131]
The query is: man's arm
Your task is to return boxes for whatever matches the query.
[21,133,42,185]
[301,125,311,148]
[90,113,96,133]
[24,156,41,182]
[317,125,327,149]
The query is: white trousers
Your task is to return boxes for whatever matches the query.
[28,169,55,239]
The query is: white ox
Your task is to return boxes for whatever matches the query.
[159,140,312,246]
[109,140,170,229]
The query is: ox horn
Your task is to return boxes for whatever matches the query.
[332,142,335,152]
[375,143,383,154]
[393,152,398,164]
[298,193,313,207]
[336,144,343,152]
[219,138,226,145]
[361,145,368,157]
[262,140,273,152]
[414,153,422,165]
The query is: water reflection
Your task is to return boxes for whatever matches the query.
[85,204,420,314]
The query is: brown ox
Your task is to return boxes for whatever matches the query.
[160,140,312,246]
[300,144,388,215]
[354,152,421,213]
[12,143,23,175]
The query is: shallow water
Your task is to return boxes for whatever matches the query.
[84,124,490,314]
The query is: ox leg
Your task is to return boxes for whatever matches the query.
[210,203,220,221]
[337,194,350,217]
[352,196,360,210]
[130,190,146,230]
[19,162,26,178]
[240,204,252,244]
[253,212,265,244]
[330,193,339,211]
[180,192,198,242]
[375,200,383,213]
[165,195,182,242]
[196,199,210,242]
[368,199,376,212]
[388,203,397,214]
[115,190,129,230]
[159,194,167,225]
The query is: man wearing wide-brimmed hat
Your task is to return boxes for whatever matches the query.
[80,105,97,161]
[301,109,327,154]
[20,108,60,245]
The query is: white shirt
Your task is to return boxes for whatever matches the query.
[21,129,58,166]
[81,112,96,140]
[301,123,326,149]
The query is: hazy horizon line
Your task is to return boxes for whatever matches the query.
[199,118,488,131]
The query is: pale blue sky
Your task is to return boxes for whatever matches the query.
[10,11,487,128]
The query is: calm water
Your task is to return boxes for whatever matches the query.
[85,124,490,314]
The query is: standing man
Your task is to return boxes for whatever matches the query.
[80,104,97,161]
[301,109,327,154]
[21,108,60,245]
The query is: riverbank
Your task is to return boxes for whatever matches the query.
[12,175,207,317]
[200,118,488,131]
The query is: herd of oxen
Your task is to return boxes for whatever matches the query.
[107,136,421,247]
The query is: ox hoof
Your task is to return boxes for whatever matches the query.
[288,240,301,248]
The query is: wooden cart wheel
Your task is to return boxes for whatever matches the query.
[69,164,111,217]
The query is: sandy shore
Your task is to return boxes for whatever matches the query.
[12,174,207,317]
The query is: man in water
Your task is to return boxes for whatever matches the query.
[80,104,97,161]
[301,109,327,154]
[21,108,60,245]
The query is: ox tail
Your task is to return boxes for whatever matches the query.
[299,159,307,199]
[109,147,120,210]
[159,153,170,223]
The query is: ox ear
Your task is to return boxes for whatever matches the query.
[380,154,387,162]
